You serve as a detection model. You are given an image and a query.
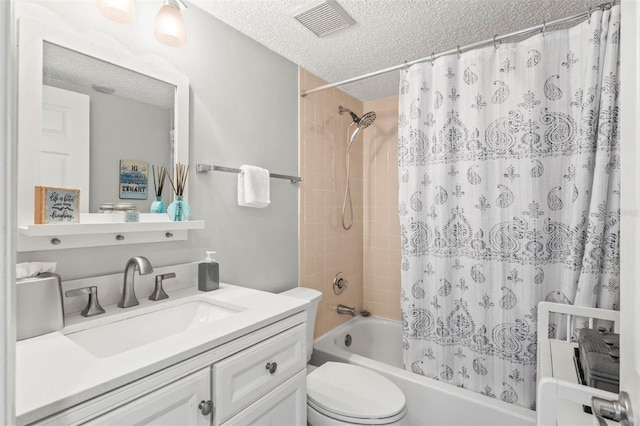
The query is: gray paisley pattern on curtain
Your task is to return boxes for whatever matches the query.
[398,6,620,410]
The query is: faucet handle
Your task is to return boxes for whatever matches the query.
[65,286,105,317]
[149,273,176,301]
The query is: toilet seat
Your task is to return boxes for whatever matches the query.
[308,399,408,425]
[307,362,407,425]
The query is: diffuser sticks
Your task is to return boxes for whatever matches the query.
[167,162,190,197]
[152,165,167,197]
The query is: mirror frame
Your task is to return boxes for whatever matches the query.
[17,18,189,226]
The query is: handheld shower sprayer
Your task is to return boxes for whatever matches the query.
[338,106,377,230]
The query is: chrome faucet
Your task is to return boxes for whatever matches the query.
[337,304,356,316]
[118,256,153,308]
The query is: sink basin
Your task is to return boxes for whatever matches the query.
[64,300,243,357]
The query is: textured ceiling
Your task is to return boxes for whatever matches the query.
[43,42,175,109]
[191,0,605,101]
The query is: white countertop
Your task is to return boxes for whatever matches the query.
[16,284,307,424]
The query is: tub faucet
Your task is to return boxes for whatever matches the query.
[337,304,356,316]
[118,256,153,308]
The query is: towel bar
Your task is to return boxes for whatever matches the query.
[196,164,303,183]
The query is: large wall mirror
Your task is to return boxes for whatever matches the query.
[17,18,189,226]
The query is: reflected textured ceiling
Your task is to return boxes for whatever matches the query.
[44,42,175,109]
[191,0,605,101]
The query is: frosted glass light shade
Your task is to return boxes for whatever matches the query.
[155,0,186,47]
[97,0,136,24]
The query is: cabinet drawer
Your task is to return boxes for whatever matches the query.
[213,324,306,423]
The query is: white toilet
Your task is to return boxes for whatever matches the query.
[282,287,408,426]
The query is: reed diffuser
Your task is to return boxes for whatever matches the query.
[150,165,167,213]
[166,162,191,221]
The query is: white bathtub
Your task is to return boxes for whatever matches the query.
[311,316,536,426]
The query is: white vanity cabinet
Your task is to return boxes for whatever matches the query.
[27,313,307,426]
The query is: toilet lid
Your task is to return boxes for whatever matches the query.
[307,362,406,421]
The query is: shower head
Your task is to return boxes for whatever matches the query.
[357,111,376,129]
[339,106,377,129]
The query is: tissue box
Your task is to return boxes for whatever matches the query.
[16,273,64,340]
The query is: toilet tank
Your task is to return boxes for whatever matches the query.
[280,287,322,361]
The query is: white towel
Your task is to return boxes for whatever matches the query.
[238,165,270,208]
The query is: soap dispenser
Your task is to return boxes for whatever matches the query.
[198,251,219,292]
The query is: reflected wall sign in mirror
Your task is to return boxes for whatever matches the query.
[17,18,189,226]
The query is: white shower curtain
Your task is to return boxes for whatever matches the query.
[398,6,620,409]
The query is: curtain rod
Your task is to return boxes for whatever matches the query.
[300,1,617,97]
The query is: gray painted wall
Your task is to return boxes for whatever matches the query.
[16,1,299,293]
[44,77,172,212]
[89,91,171,212]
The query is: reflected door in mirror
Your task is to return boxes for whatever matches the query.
[41,85,90,213]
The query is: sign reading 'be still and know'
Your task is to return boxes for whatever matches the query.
[34,186,80,224]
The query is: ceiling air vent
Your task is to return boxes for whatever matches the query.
[290,0,355,37]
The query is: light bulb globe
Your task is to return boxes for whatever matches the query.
[155,0,186,47]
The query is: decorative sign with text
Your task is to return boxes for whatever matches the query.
[119,160,148,200]
[34,186,80,224]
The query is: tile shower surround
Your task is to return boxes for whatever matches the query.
[299,67,400,339]
[299,68,364,337]
[362,95,401,321]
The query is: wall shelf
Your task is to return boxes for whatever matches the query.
[17,215,204,251]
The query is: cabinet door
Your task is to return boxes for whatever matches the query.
[221,370,306,426]
[85,368,211,426]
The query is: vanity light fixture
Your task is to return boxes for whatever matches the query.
[97,0,136,24]
[155,0,188,48]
